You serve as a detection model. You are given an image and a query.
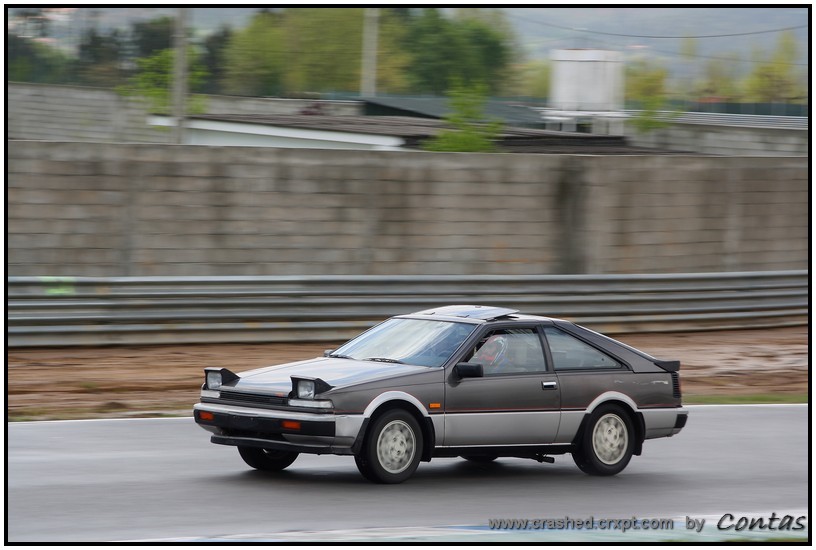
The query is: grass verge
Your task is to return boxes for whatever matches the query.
[683,393,808,405]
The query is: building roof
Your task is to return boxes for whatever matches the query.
[361,96,546,127]
[185,114,689,154]
[190,114,574,140]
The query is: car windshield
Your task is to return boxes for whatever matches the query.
[330,318,477,368]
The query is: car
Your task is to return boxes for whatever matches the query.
[194,305,688,483]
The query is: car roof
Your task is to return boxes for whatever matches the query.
[400,305,557,324]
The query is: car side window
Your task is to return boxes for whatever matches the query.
[544,327,622,371]
[464,328,546,375]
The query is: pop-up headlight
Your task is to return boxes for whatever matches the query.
[204,367,240,391]
[297,379,315,399]
[207,371,223,390]
[289,377,334,409]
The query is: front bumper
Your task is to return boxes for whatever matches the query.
[193,402,364,455]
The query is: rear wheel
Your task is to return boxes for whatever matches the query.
[238,446,299,471]
[572,404,634,476]
[355,409,423,484]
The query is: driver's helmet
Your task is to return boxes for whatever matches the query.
[476,335,508,366]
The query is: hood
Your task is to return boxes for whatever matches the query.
[230,357,433,396]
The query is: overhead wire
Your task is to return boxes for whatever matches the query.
[507,12,808,39]
[577,35,809,67]
[506,12,809,67]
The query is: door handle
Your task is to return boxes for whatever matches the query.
[541,381,558,390]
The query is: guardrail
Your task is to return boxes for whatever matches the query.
[623,111,809,130]
[535,109,809,130]
[6,271,808,347]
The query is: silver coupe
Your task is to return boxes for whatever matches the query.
[194,305,688,483]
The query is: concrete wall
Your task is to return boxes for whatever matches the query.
[626,122,809,156]
[7,83,169,143]
[7,82,361,144]
[7,141,808,277]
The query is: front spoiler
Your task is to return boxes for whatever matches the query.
[210,434,355,455]
[194,407,335,437]
[193,402,364,455]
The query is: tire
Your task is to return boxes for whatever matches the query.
[238,446,299,471]
[461,455,498,463]
[572,404,634,476]
[355,409,423,484]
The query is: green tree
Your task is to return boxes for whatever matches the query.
[515,59,551,99]
[131,15,174,58]
[696,54,742,101]
[679,37,698,100]
[743,31,805,103]
[374,13,412,93]
[221,10,286,96]
[7,33,71,83]
[423,83,503,152]
[626,59,673,133]
[403,9,461,94]
[221,8,409,97]
[76,27,126,87]
[124,48,207,114]
[283,8,410,94]
[196,25,233,94]
[403,8,514,95]
[280,8,365,94]
[451,8,516,94]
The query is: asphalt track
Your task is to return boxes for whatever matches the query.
[6,404,810,542]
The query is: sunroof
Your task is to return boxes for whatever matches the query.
[412,305,519,320]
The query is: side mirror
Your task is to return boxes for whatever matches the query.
[323,349,335,357]
[454,362,483,378]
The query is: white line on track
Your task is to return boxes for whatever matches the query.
[119,510,810,543]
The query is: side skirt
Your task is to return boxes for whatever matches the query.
[433,444,574,459]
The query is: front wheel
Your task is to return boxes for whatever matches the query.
[572,405,634,476]
[238,446,299,471]
[355,409,423,484]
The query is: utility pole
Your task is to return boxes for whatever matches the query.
[172,7,188,144]
[360,7,378,97]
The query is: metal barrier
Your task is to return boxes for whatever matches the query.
[622,111,809,130]
[533,109,809,130]
[6,271,808,347]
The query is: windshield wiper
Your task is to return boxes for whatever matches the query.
[364,357,405,364]
[327,353,355,360]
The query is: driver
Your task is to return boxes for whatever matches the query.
[472,334,508,373]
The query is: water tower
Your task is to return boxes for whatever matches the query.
[543,49,626,135]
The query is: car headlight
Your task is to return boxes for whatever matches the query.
[289,377,334,408]
[204,367,239,391]
[297,379,315,399]
[206,371,222,390]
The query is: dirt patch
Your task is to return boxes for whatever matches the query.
[7,327,809,420]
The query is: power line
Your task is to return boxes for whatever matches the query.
[511,14,808,39]
[512,15,809,67]
[638,46,808,67]
[525,37,809,67]
[579,34,809,67]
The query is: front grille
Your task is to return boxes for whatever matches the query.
[671,372,681,398]
[218,390,288,407]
